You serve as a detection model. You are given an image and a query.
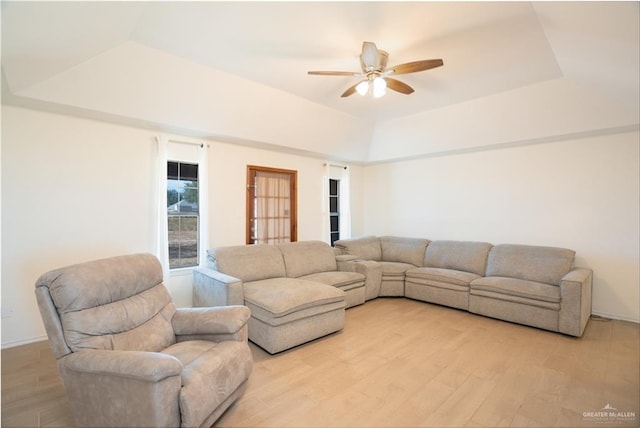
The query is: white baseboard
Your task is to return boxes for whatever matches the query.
[592,311,640,324]
[1,335,48,350]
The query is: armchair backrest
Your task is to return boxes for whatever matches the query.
[35,253,177,359]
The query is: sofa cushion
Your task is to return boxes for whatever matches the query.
[379,236,429,267]
[300,271,365,291]
[243,278,344,318]
[406,267,481,287]
[334,236,382,261]
[277,241,337,278]
[209,244,286,282]
[485,244,575,286]
[423,241,493,276]
[471,276,561,303]
[379,261,418,277]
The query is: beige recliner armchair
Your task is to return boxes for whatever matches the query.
[35,253,253,428]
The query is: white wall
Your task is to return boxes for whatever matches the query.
[363,131,640,322]
[2,105,637,348]
[0,106,364,347]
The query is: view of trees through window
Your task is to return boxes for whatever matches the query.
[167,161,199,268]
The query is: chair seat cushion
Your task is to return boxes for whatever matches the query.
[470,276,561,303]
[162,340,253,428]
[300,271,365,291]
[406,267,481,287]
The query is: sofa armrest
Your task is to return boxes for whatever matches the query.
[559,268,593,337]
[336,254,360,271]
[59,350,182,427]
[193,267,244,307]
[338,258,383,301]
[172,306,250,343]
[336,254,359,262]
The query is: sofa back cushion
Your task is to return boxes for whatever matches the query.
[380,236,430,266]
[486,244,575,286]
[424,241,493,276]
[334,236,382,261]
[277,241,338,278]
[35,253,176,354]
[209,244,286,282]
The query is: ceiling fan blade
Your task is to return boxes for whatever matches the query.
[390,59,444,75]
[360,41,380,71]
[308,71,358,76]
[385,77,415,95]
[341,83,361,98]
[378,50,389,71]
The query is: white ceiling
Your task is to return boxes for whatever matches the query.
[2,1,639,162]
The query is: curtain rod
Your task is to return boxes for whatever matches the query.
[169,140,209,148]
[324,162,348,169]
[156,135,209,148]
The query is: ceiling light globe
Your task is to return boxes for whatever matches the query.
[355,80,369,96]
[373,77,387,98]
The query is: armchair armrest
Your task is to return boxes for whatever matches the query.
[559,268,593,337]
[193,267,244,306]
[172,306,250,343]
[61,349,182,381]
[58,350,182,427]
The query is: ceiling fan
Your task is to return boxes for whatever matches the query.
[308,41,443,98]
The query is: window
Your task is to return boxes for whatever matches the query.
[329,178,340,245]
[246,165,297,244]
[167,161,199,268]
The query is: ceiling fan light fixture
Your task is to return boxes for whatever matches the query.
[308,41,443,98]
[373,76,387,98]
[355,80,369,96]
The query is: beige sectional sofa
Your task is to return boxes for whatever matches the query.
[335,236,429,297]
[404,240,494,310]
[194,236,592,354]
[193,240,369,354]
[335,236,593,337]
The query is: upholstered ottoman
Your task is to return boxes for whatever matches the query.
[243,278,345,354]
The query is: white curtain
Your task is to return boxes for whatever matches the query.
[322,163,331,244]
[340,166,352,240]
[255,171,290,244]
[155,136,170,282]
[198,143,209,267]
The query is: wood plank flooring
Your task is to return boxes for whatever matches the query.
[2,298,638,427]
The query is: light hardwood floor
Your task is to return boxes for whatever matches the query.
[2,298,639,427]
